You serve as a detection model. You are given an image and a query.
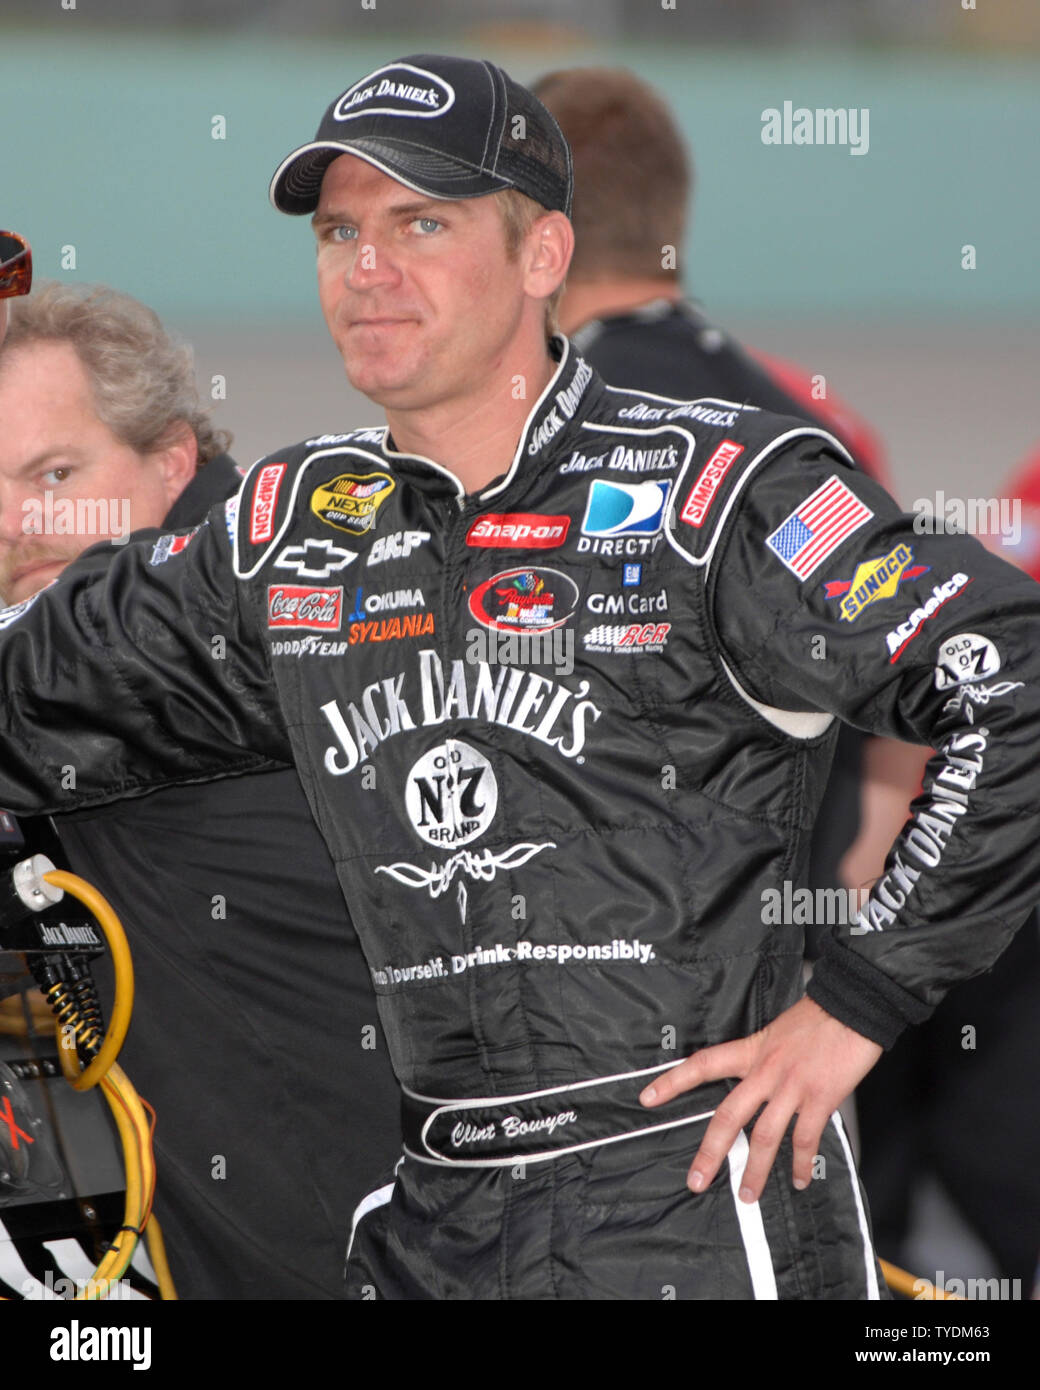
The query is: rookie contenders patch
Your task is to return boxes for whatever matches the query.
[310,472,395,536]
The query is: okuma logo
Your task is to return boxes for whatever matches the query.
[333,63,454,121]
[581,479,671,537]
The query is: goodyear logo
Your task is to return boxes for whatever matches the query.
[823,544,929,622]
[310,473,395,537]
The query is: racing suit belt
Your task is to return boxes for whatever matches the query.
[401,1065,732,1167]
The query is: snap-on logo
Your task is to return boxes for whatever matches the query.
[466,513,570,549]
[333,63,455,121]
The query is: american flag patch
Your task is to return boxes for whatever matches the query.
[765,476,873,580]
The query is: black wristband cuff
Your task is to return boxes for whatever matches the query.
[806,935,933,1050]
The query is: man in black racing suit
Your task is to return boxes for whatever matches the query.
[0,55,1037,1299]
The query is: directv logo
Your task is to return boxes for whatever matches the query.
[577,480,671,556]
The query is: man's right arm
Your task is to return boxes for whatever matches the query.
[0,498,290,816]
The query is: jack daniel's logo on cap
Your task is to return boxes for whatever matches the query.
[333,62,456,122]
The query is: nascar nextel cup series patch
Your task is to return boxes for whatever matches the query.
[310,473,395,536]
[766,476,873,580]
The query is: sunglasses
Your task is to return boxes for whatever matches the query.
[0,232,32,300]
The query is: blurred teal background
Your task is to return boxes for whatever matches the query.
[3,12,1038,505]
[5,32,1038,323]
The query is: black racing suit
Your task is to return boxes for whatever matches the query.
[0,340,1036,1299]
[45,458,401,1299]
[572,297,886,907]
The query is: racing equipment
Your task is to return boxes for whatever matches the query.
[0,341,1036,1298]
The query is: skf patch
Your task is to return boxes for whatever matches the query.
[680,440,744,528]
[823,544,929,621]
[766,476,873,581]
[310,472,395,536]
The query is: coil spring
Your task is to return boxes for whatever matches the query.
[44,982,102,1061]
[66,975,105,1058]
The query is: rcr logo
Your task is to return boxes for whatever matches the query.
[405,740,498,848]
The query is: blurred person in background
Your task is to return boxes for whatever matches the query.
[537,66,936,957]
[536,67,1039,1293]
[0,281,399,1298]
[533,66,910,918]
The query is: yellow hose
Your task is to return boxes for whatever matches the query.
[145,1216,179,1301]
[36,869,174,1299]
[79,1062,149,1299]
[881,1258,964,1300]
[42,870,134,1090]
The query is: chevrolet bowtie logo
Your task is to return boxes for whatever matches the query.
[274,538,357,580]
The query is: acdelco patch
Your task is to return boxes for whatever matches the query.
[310,472,395,536]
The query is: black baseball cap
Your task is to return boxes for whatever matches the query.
[269,54,573,218]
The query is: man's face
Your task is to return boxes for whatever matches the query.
[0,340,184,604]
[313,155,530,411]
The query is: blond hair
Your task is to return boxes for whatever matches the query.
[3,281,230,466]
[496,188,565,337]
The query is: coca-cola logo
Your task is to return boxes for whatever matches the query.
[267,585,343,631]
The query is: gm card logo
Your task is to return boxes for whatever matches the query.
[823,544,930,622]
[310,472,395,536]
[934,633,1001,690]
[267,586,343,631]
[680,441,744,528]
[581,479,671,537]
[468,567,579,634]
[466,513,570,549]
[333,62,454,122]
[250,463,287,544]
